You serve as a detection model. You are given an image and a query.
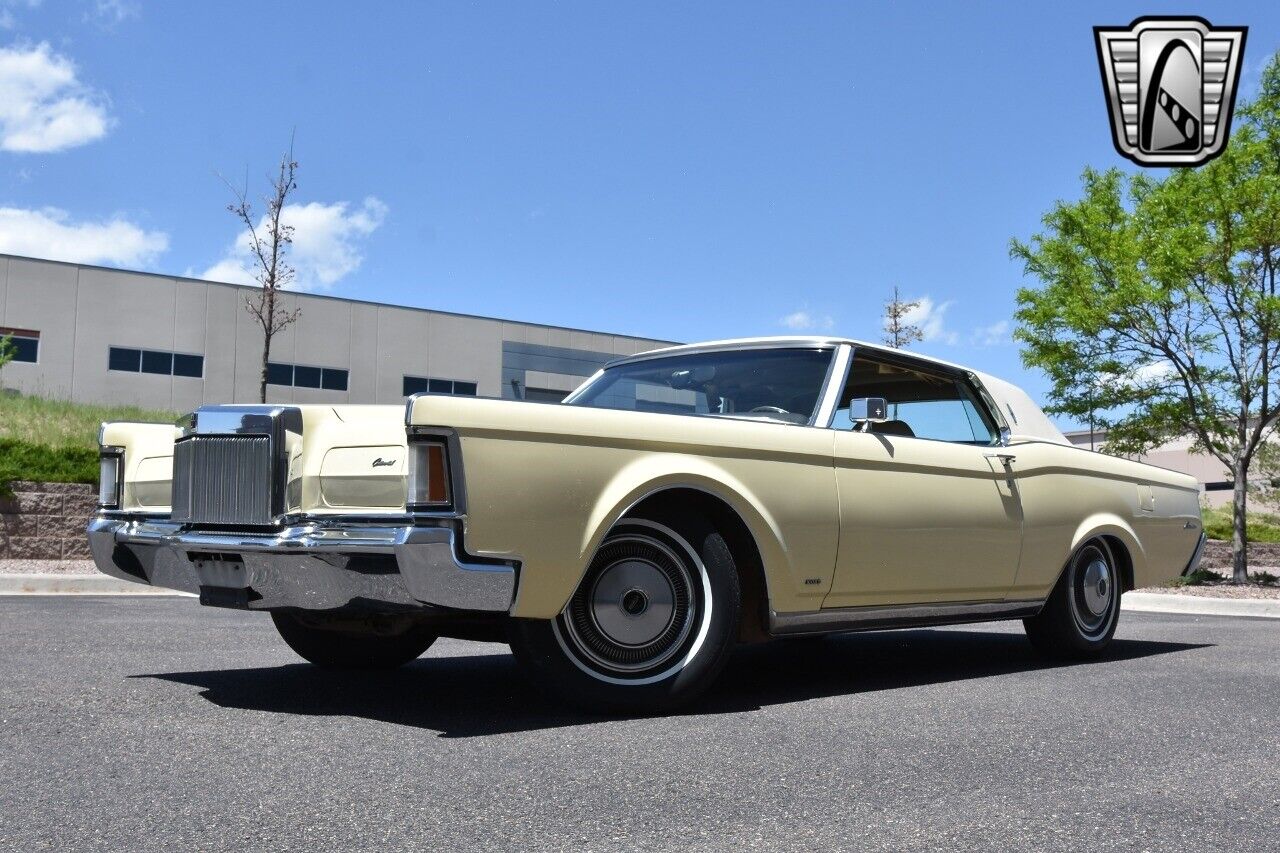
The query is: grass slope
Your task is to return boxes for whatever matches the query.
[0,392,175,494]
[0,392,176,451]
[1201,505,1280,544]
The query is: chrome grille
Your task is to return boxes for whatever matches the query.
[172,435,273,525]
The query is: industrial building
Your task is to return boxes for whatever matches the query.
[0,254,673,412]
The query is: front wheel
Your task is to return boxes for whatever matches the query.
[509,515,740,713]
[1024,538,1121,659]
[271,612,437,670]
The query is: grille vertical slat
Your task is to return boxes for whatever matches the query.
[171,435,273,525]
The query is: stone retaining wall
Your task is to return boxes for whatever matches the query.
[0,481,96,560]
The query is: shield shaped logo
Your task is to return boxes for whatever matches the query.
[1095,17,1247,167]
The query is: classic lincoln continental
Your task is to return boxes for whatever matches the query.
[88,337,1206,710]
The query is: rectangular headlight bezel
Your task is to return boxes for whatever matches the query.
[98,446,124,509]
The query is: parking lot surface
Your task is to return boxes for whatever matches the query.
[1,597,1277,851]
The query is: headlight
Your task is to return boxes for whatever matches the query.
[406,439,450,509]
[98,447,124,509]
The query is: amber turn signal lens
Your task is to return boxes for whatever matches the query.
[407,440,450,507]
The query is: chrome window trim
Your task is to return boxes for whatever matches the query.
[813,343,853,428]
[566,345,839,427]
[604,337,849,369]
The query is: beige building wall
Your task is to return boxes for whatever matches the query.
[1064,429,1276,508]
[0,254,673,412]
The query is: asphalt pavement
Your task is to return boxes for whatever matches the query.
[1,597,1276,852]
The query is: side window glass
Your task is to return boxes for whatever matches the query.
[836,356,997,444]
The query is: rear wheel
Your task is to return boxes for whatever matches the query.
[271,612,437,670]
[1024,538,1121,658]
[509,514,740,713]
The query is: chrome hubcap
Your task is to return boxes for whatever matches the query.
[561,526,699,676]
[1081,559,1111,617]
[1071,543,1116,637]
[590,560,676,647]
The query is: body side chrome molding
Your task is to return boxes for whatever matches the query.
[768,598,1046,637]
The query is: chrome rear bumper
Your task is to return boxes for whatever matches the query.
[86,515,517,613]
[1181,532,1208,577]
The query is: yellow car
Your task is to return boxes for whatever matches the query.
[88,337,1205,711]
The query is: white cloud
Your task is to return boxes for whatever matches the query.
[0,1,41,30]
[779,307,835,331]
[970,319,1010,347]
[0,41,110,152]
[201,196,388,291]
[86,0,139,27]
[894,295,957,344]
[0,206,167,266]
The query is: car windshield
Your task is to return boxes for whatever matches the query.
[565,347,834,423]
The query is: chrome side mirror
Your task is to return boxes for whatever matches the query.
[849,397,888,426]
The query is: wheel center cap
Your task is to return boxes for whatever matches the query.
[1082,559,1112,616]
[620,588,649,616]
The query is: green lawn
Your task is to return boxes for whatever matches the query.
[1201,505,1280,543]
[0,392,175,494]
[0,391,176,451]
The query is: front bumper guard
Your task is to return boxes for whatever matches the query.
[87,515,516,613]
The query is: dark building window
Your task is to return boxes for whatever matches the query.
[403,375,479,397]
[173,353,203,378]
[268,360,348,392]
[293,365,322,389]
[267,362,293,386]
[1,328,39,363]
[141,350,173,375]
[321,368,348,391]
[109,346,203,378]
[109,346,141,372]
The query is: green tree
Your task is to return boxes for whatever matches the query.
[1011,54,1280,583]
[882,286,924,348]
[0,334,14,383]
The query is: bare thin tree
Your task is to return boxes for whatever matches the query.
[882,286,924,349]
[224,146,302,403]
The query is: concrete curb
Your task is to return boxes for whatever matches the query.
[0,573,193,596]
[1123,592,1280,619]
[2,573,1275,618]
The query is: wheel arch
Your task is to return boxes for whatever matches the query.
[574,462,787,641]
[1066,514,1144,593]
[626,487,772,643]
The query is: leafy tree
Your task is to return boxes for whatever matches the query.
[0,334,14,383]
[882,286,924,348]
[1011,54,1280,582]
[223,144,302,403]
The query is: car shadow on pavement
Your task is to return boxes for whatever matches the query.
[136,629,1209,738]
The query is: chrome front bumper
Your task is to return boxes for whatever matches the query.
[86,515,517,613]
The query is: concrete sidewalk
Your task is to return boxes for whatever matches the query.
[2,572,1276,618]
[1123,591,1280,619]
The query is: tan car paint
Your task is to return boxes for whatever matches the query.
[408,394,840,619]
[103,387,1201,622]
[100,422,180,512]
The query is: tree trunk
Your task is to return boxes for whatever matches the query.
[1231,462,1249,583]
[259,333,271,404]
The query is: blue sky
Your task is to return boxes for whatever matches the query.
[2,1,1277,424]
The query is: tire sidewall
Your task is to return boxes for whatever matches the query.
[510,513,741,712]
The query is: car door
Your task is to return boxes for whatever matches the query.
[823,353,1024,609]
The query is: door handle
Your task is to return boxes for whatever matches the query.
[984,452,1016,465]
